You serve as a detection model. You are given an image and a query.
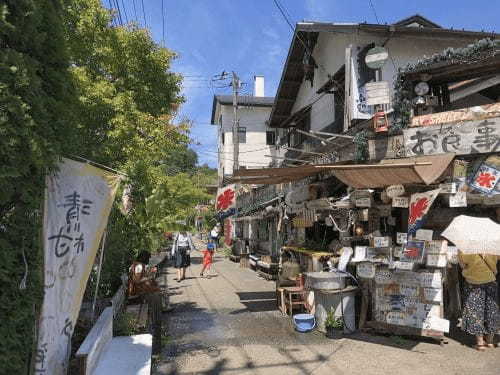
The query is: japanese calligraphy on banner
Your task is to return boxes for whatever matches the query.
[408,189,440,236]
[36,158,120,375]
[216,184,236,219]
[404,118,500,157]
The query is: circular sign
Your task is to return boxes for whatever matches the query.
[365,46,389,70]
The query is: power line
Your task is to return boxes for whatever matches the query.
[120,0,129,24]
[132,0,138,23]
[113,0,123,25]
[141,0,147,27]
[368,0,381,24]
[161,0,166,46]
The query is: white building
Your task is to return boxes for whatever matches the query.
[267,14,498,163]
[211,76,279,186]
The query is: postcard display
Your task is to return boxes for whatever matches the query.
[357,239,451,340]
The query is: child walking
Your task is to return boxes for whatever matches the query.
[200,242,215,278]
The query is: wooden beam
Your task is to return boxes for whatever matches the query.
[282,146,325,156]
[311,130,354,139]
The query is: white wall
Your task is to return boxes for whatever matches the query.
[291,30,484,133]
[217,104,278,179]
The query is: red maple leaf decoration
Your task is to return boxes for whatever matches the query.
[476,172,496,188]
[217,189,235,210]
[408,197,428,225]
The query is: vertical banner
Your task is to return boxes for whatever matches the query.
[35,158,120,375]
[408,189,440,236]
[216,184,236,220]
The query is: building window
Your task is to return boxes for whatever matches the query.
[266,131,276,145]
[238,127,246,143]
[221,132,225,145]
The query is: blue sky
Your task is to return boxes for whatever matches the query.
[109,1,499,167]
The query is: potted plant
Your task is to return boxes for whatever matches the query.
[324,308,343,339]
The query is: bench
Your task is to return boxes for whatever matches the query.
[76,307,152,375]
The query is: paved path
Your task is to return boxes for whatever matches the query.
[154,239,499,375]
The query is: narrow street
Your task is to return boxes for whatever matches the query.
[154,239,500,375]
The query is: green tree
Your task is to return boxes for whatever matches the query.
[0,0,79,372]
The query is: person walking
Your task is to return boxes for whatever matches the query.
[200,242,215,278]
[171,231,196,282]
[210,224,220,249]
[458,252,499,350]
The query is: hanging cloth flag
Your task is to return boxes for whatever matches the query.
[216,184,236,220]
[408,188,441,236]
[35,158,121,375]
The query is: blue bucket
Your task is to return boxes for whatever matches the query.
[293,313,316,333]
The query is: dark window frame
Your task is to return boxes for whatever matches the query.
[238,126,246,143]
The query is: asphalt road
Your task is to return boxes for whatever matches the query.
[154,239,500,375]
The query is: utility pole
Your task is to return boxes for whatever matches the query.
[231,71,240,173]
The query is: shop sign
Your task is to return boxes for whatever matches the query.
[402,240,426,263]
[404,118,500,157]
[439,183,457,194]
[368,135,406,160]
[392,196,409,208]
[357,262,376,279]
[426,254,447,268]
[469,163,500,195]
[396,232,408,245]
[355,197,372,207]
[415,229,433,241]
[449,191,467,207]
[386,184,405,198]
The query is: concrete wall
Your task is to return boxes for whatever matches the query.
[291,31,484,133]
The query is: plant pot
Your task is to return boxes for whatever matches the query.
[325,327,343,339]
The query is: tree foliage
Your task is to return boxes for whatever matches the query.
[1,0,216,371]
[0,0,79,372]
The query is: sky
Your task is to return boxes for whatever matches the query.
[108,0,499,168]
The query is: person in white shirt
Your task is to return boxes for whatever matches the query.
[171,231,195,282]
[210,224,221,249]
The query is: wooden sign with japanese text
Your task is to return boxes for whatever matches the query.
[369,135,405,160]
[404,118,500,157]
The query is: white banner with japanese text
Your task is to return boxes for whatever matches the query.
[35,158,120,375]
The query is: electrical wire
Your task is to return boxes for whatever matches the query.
[161,0,166,46]
[120,0,129,24]
[132,0,138,23]
[141,0,147,28]
[114,0,123,25]
[368,0,381,24]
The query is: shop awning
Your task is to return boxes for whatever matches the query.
[232,153,455,188]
